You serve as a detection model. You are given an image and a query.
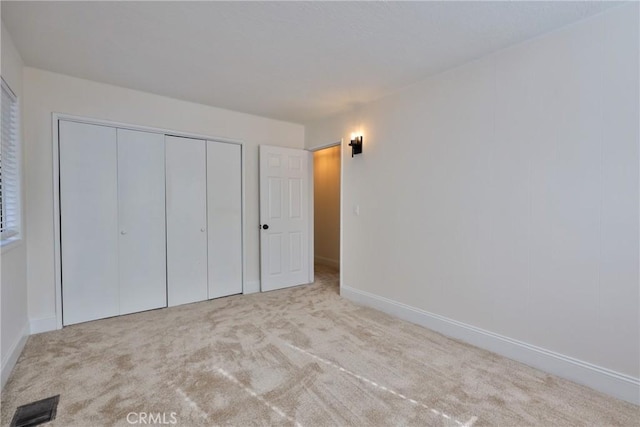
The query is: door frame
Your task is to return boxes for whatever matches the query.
[308,139,344,288]
[51,113,246,330]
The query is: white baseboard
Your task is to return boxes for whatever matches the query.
[30,316,58,334]
[341,285,640,405]
[244,280,260,294]
[1,322,29,389]
[314,256,340,269]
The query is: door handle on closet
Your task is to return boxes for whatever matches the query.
[120,230,127,235]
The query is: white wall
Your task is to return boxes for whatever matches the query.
[1,22,29,388]
[23,67,304,328]
[314,146,340,268]
[306,4,639,402]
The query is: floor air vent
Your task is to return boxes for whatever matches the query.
[10,395,60,427]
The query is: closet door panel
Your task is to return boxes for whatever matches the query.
[166,136,208,306]
[207,141,243,298]
[117,129,167,315]
[60,121,119,325]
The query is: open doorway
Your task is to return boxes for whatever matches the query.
[312,143,341,287]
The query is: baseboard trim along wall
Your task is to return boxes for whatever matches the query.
[341,285,640,405]
[314,256,340,269]
[30,316,58,334]
[1,323,29,389]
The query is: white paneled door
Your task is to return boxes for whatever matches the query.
[207,141,243,299]
[259,145,311,291]
[165,135,208,306]
[60,121,119,325]
[117,129,167,315]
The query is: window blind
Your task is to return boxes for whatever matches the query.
[1,78,20,239]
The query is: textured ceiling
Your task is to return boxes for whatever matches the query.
[2,1,619,124]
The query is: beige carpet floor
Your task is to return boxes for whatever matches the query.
[2,265,638,426]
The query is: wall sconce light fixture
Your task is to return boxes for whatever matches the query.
[349,134,363,157]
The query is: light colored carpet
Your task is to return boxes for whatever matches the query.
[2,265,638,426]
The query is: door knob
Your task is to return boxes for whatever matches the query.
[262,224,269,230]
[201,228,206,232]
[120,230,127,235]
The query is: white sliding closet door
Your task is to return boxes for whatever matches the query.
[166,135,208,306]
[60,121,119,325]
[117,129,167,315]
[207,141,242,299]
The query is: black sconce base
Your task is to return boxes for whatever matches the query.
[349,136,363,157]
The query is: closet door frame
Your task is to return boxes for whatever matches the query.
[52,113,245,330]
